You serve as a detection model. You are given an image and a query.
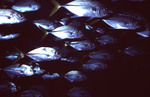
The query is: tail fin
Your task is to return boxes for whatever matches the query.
[39,26,49,41]
[49,0,61,16]
[13,47,24,63]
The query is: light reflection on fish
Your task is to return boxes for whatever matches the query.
[0,9,26,25]
[66,40,96,51]
[12,0,40,13]
[0,33,20,40]
[50,0,110,18]
[41,73,60,80]
[47,25,84,40]
[4,64,34,78]
[102,15,141,30]
[33,19,61,30]
[64,70,87,82]
[60,56,79,63]
[82,59,108,71]
[26,47,61,62]
[67,87,91,97]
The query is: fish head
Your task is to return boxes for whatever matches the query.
[76,30,84,38]
[4,64,34,77]
[10,12,26,23]
[86,3,110,18]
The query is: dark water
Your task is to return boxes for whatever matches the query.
[0,0,150,97]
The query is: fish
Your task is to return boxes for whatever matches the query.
[4,63,34,78]
[0,82,17,93]
[38,25,84,41]
[67,87,91,97]
[88,49,114,61]
[26,47,61,62]
[18,90,43,97]
[33,66,45,75]
[96,34,117,45]
[60,56,79,63]
[33,19,61,30]
[123,46,144,56]
[102,15,142,30]
[64,70,87,82]
[41,73,60,80]
[0,33,20,40]
[50,0,110,18]
[0,9,26,25]
[66,40,96,51]
[82,59,108,71]
[11,0,40,13]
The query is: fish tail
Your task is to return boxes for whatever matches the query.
[49,0,61,16]
[13,47,24,63]
[38,26,49,41]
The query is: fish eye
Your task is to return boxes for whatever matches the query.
[7,16,11,19]
[69,32,74,35]
[92,7,97,12]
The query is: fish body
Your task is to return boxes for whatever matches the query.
[50,26,84,39]
[88,49,114,61]
[123,46,144,56]
[41,73,60,80]
[4,64,34,78]
[102,15,141,30]
[68,40,96,51]
[50,0,110,18]
[26,47,61,62]
[64,70,87,82]
[0,33,20,40]
[12,0,40,13]
[97,34,117,45]
[19,90,43,97]
[33,19,61,30]
[0,9,25,25]
[82,59,108,71]
[67,87,91,97]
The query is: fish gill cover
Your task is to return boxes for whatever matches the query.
[0,0,150,97]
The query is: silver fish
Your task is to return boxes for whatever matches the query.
[33,19,61,30]
[64,70,87,82]
[0,82,17,93]
[60,56,79,63]
[123,46,144,56]
[4,64,34,78]
[82,59,108,71]
[50,25,84,40]
[0,9,25,25]
[33,66,45,75]
[12,0,40,13]
[67,87,91,97]
[67,40,96,51]
[26,47,61,62]
[0,33,20,40]
[19,90,43,97]
[102,15,141,30]
[97,34,117,45]
[88,49,114,61]
[50,0,110,18]
[41,73,60,80]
